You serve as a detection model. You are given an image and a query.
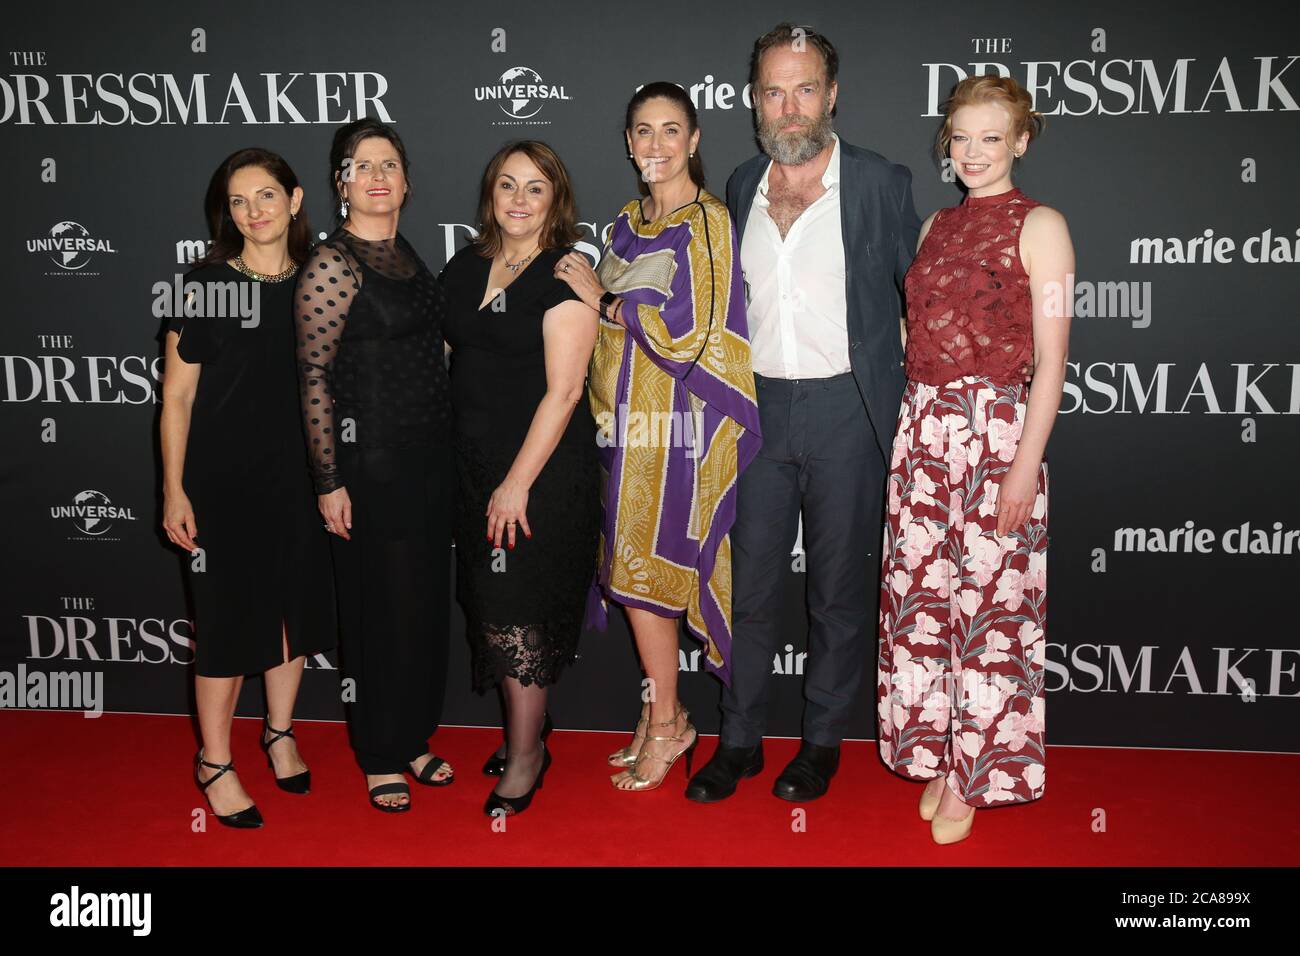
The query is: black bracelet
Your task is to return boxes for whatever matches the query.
[599,290,618,321]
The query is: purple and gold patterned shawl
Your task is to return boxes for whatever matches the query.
[585,189,761,685]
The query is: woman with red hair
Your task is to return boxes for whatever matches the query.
[877,75,1074,845]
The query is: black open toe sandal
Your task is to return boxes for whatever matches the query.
[368,781,412,813]
[409,754,455,787]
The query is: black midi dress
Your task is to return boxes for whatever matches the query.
[439,245,600,693]
[168,261,336,678]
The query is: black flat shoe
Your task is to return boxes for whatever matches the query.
[482,712,554,777]
[483,746,552,817]
[194,751,263,829]
[772,741,840,803]
[260,719,310,794]
[368,780,412,813]
[685,741,764,803]
[409,753,455,787]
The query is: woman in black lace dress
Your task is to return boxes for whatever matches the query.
[295,118,456,813]
[440,141,599,816]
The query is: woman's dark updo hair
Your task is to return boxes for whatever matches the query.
[623,82,705,197]
[198,147,312,267]
[328,117,412,222]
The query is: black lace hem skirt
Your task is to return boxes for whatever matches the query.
[453,434,600,693]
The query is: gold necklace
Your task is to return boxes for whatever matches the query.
[231,255,299,283]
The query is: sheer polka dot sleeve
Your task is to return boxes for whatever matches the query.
[295,243,360,495]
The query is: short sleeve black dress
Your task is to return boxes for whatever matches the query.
[167,261,336,677]
[439,245,600,692]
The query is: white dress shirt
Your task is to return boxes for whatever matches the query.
[740,133,849,380]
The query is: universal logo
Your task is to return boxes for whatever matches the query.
[475,66,570,124]
[27,221,118,275]
[51,489,137,540]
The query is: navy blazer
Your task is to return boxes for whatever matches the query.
[726,137,922,460]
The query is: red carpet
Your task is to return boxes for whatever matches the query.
[2,710,1296,866]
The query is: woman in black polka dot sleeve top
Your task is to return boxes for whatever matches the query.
[295,118,456,813]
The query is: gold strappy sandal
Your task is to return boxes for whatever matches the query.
[607,701,650,768]
[611,704,698,792]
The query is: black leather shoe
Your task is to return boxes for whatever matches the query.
[482,712,553,777]
[685,742,764,803]
[772,741,840,802]
[484,746,552,817]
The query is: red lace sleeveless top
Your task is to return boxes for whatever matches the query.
[904,187,1041,385]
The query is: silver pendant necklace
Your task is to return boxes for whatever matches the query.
[503,246,539,274]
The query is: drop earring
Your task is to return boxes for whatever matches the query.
[339,199,349,219]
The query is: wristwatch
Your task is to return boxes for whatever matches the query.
[599,291,618,321]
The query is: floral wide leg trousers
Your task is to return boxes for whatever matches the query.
[877,376,1048,806]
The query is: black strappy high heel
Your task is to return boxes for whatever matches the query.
[482,712,554,777]
[260,719,311,795]
[194,750,263,829]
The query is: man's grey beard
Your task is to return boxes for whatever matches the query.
[757,106,835,166]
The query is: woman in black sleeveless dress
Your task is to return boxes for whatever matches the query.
[440,141,599,816]
[295,119,456,813]
[161,148,335,828]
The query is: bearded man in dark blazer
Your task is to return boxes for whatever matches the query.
[687,21,922,803]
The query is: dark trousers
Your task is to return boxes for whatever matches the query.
[720,372,887,749]
[332,444,453,775]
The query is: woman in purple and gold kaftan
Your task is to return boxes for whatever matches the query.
[585,188,761,684]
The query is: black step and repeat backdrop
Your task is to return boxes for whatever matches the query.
[3,0,1297,752]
